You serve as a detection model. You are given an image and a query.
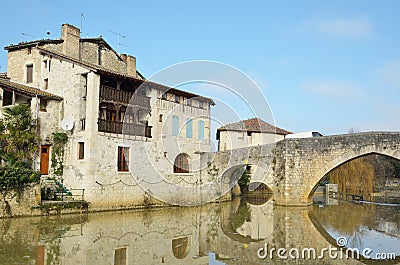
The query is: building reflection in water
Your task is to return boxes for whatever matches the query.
[0,194,398,265]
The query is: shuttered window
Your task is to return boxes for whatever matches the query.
[198,120,205,140]
[26,64,33,83]
[186,119,192,138]
[172,115,179,136]
[118,147,129,172]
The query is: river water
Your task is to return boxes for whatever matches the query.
[0,194,399,265]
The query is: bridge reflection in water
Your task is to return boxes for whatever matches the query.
[0,196,398,265]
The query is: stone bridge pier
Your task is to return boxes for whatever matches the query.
[201,132,400,206]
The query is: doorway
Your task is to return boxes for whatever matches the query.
[40,145,50,175]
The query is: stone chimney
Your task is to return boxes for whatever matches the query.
[61,24,80,58]
[126,55,136,77]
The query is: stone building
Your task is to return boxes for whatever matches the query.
[0,24,214,208]
[216,118,291,151]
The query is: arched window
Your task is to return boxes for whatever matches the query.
[174,154,189,173]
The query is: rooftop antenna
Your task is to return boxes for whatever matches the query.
[108,29,126,53]
[80,12,85,61]
[21,33,37,42]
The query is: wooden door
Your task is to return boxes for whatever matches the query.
[40,145,50,175]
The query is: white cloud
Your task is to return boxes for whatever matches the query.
[302,80,365,102]
[303,15,373,39]
[378,60,400,89]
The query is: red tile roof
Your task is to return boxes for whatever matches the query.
[0,77,63,100]
[218,118,292,135]
[37,47,215,105]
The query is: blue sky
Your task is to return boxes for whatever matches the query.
[1,0,400,135]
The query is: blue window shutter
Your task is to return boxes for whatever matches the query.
[198,120,205,140]
[172,116,179,136]
[186,119,192,138]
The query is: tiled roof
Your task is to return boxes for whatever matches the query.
[218,118,292,135]
[0,77,63,100]
[37,47,215,105]
[4,39,64,51]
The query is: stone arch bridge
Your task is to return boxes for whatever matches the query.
[200,132,400,206]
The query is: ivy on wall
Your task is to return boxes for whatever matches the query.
[51,132,68,176]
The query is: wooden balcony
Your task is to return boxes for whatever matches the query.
[100,85,150,109]
[98,119,146,136]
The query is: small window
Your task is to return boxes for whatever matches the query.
[114,248,127,265]
[80,118,86,131]
[44,78,48,90]
[159,114,163,122]
[43,60,47,70]
[26,64,33,83]
[175,95,180,103]
[174,153,189,173]
[27,47,31,55]
[40,99,47,112]
[118,147,129,172]
[78,142,84,159]
[186,98,191,106]
[48,60,51,72]
[199,101,203,109]
[161,92,167,99]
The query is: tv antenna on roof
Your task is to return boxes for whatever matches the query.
[21,33,37,42]
[108,30,126,53]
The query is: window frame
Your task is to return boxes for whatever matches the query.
[173,153,189,173]
[78,142,85,160]
[117,146,129,172]
[26,64,33,83]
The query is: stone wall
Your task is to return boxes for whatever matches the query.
[0,184,41,218]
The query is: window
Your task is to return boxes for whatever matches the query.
[118,147,129,172]
[27,47,31,55]
[198,120,205,140]
[175,95,180,103]
[2,90,13,106]
[78,142,84,159]
[174,153,189,173]
[80,118,86,131]
[114,248,127,265]
[44,78,48,90]
[186,119,192,138]
[172,237,189,259]
[161,92,167,99]
[172,115,179,136]
[199,101,203,109]
[40,99,47,112]
[186,98,191,106]
[48,60,51,72]
[159,114,163,122]
[26,64,33,83]
[43,60,47,70]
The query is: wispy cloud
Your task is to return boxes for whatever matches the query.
[378,60,400,89]
[302,15,373,40]
[302,80,365,102]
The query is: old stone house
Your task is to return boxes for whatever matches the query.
[0,24,214,208]
[216,118,292,151]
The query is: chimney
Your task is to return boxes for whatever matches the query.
[126,55,136,77]
[120,53,127,62]
[61,24,81,58]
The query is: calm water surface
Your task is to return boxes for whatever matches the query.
[0,194,399,265]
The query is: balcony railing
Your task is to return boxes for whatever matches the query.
[98,119,146,136]
[100,85,150,109]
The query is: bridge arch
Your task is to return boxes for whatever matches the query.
[306,148,400,201]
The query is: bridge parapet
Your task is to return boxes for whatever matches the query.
[201,132,400,206]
